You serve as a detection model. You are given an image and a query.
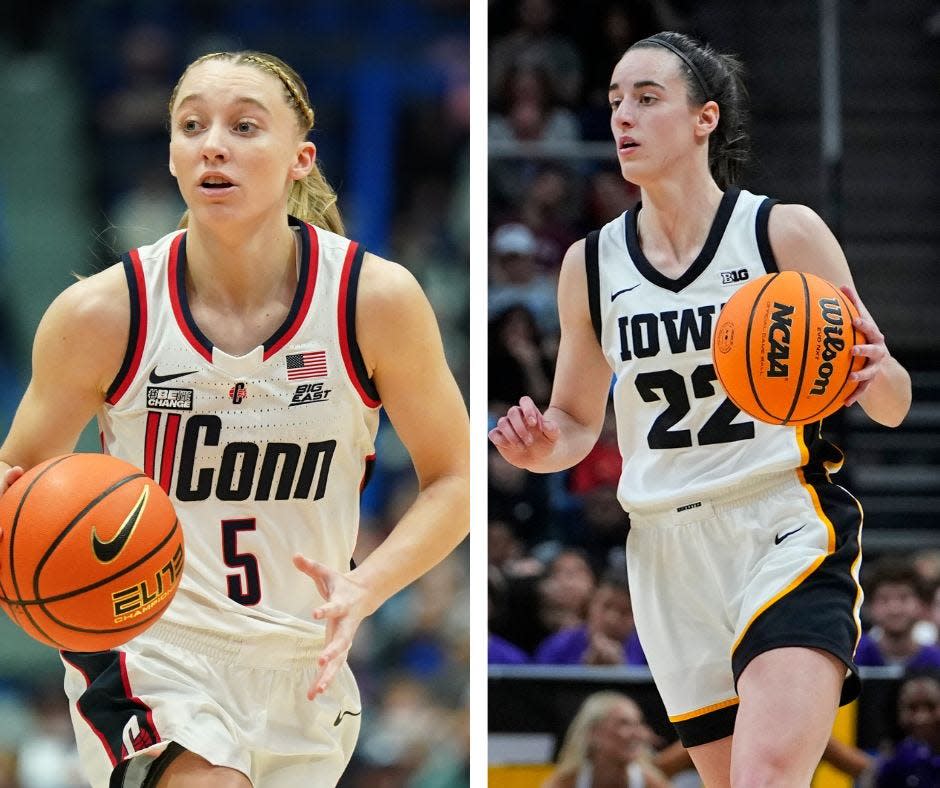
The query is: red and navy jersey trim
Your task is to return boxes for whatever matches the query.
[61,650,161,766]
[167,233,212,362]
[168,217,319,362]
[339,242,381,407]
[264,217,319,360]
[361,452,376,492]
[105,251,148,405]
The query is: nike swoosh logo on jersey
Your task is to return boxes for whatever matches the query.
[610,284,640,301]
[149,367,198,384]
[334,709,362,727]
[92,486,149,563]
[774,523,806,545]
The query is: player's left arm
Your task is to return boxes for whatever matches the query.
[768,203,912,427]
[294,252,469,698]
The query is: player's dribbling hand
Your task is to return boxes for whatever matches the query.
[840,286,885,406]
[0,466,24,498]
[488,396,559,469]
[0,466,25,547]
[293,553,371,701]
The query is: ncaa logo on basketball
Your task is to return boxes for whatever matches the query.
[766,302,794,378]
[720,268,749,285]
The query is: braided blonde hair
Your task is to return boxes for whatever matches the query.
[168,51,344,234]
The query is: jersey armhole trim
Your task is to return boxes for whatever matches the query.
[339,243,381,408]
[585,230,602,345]
[105,250,147,405]
[756,198,780,273]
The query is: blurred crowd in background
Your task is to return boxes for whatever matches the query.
[488,0,940,785]
[0,2,468,787]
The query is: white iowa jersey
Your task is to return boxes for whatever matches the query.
[98,217,380,638]
[587,187,843,512]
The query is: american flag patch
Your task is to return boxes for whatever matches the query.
[287,351,328,380]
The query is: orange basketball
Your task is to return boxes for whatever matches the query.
[713,271,865,425]
[0,454,184,651]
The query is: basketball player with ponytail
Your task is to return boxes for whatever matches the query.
[490,32,910,786]
[0,51,469,787]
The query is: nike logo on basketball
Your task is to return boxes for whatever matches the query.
[334,709,362,726]
[92,487,149,563]
[149,367,197,384]
[611,284,640,301]
[774,524,806,545]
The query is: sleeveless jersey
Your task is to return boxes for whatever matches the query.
[97,217,380,638]
[587,187,842,512]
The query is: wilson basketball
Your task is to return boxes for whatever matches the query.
[0,454,184,651]
[713,271,865,425]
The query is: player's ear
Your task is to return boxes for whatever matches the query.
[169,148,176,178]
[696,100,720,139]
[290,141,316,181]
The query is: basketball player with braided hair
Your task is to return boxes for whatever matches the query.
[490,32,911,786]
[0,50,469,787]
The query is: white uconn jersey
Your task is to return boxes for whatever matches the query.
[587,188,842,512]
[98,217,380,637]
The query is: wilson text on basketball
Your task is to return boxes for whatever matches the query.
[809,298,846,396]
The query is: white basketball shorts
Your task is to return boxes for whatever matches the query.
[626,469,863,747]
[62,620,361,787]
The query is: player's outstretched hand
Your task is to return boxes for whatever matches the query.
[293,553,371,701]
[840,286,885,406]
[488,396,559,470]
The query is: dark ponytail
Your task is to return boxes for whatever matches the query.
[630,32,750,189]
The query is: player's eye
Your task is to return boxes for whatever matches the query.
[235,120,257,134]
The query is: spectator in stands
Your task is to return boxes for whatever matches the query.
[857,557,940,669]
[490,0,584,106]
[489,444,556,548]
[488,64,581,210]
[489,547,596,658]
[489,222,559,334]
[543,691,670,788]
[489,568,531,665]
[490,63,580,145]
[538,548,598,635]
[489,518,526,572]
[557,403,633,576]
[535,568,646,666]
[874,669,940,787]
[490,303,555,412]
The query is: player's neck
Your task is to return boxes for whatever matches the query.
[636,176,723,269]
[184,217,298,311]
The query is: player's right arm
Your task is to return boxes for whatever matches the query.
[0,265,129,497]
[489,238,612,473]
